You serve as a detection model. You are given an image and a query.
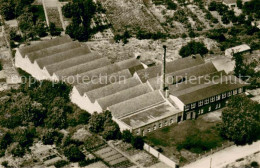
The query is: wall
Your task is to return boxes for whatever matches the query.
[144,143,178,168]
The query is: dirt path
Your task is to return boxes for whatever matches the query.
[183,140,260,168]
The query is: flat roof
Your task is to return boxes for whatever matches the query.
[109,90,165,119]
[225,44,251,54]
[120,103,181,129]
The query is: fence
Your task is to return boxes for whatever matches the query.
[143,143,178,168]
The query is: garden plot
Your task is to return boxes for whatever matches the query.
[93,145,133,167]
[46,7,63,28]
[101,0,165,34]
[86,36,218,63]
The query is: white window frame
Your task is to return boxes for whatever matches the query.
[216,95,221,101]
[222,93,226,99]
[208,106,211,111]
[210,96,215,103]
[233,89,237,95]
[191,103,196,109]
[238,88,243,93]
[148,128,151,132]
[154,125,156,130]
[227,91,232,97]
[204,98,209,104]
[170,119,173,124]
[165,121,167,126]
[198,100,203,107]
[159,123,162,128]
[185,105,190,111]
[201,109,204,114]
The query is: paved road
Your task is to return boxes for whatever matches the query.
[183,141,260,168]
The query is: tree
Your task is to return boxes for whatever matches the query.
[64,145,85,162]
[179,41,208,57]
[10,143,26,157]
[88,112,105,133]
[54,160,69,168]
[122,130,133,143]
[0,1,15,20]
[49,22,61,36]
[0,132,13,150]
[131,136,144,150]
[220,95,260,145]
[208,1,217,11]
[221,14,230,24]
[41,129,63,145]
[1,161,9,168]
[237,0,242,9]
[102,119,121,140]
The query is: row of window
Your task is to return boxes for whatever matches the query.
[197,103,221,115]
[184,88,243,111]
[136,117,178,135]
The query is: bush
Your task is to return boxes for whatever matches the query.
[1,161,9,168]
[179,41,208,57]
[0,61,3,71]
[64,145,85,162]
[49,22,62,36]
[131,136,144,150]
[54,160,69,168]
[122,130,133,143]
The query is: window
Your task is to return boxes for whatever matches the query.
[233,89,237,95]
[227,91,232,97]
[159,123,162,128]
[154,125,156,130]
[136,130,140,135]
[198,100,203,107]
[165,121,167,126]
[170,119,173,124]
[208,106,211,111]
[210,96,215,103]
[238,88,243,93]
[185,105,190,111]
[191,103,196,109]
[216,95,221,101]
[204,98,209,104]
[222,93,226,99]
[199,109,204,114]
[148,128,151,132]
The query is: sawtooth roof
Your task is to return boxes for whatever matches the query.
[85,77,142,102]
[54,56,110,79]
[148,62,218,90]
[74,69,132,94]
[46,53,107,76]
[36,46,90,69]
[19,36,72,57]
[72,58,143,85]
[26,41,81,63]
[109,90,165,119]
[97,83,153,110]
[135,55,205,82]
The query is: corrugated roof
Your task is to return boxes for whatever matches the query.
[54,56,109,79]
[19,36,72,57]
[109,90,165,119]
[136,55,205,82]
[74,69,132,94]
[27,41,81,63]
[45,52,106,75]
[174,75,247,104]
[97,83,153,110]
[36,46,90,69]
[86,77,142,102]
[148,62,218,90]
[73,58,143,85]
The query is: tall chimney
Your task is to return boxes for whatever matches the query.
[161,45,167,91]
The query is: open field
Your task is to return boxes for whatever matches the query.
[145,110,229,166]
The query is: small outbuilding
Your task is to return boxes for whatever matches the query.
[225,44,251,57]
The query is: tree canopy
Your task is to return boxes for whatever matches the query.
[179,41,208,57]
[220,95,260,145]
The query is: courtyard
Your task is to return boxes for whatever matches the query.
[145,110,229,166]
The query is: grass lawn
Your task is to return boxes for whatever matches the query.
[144,111,227,165]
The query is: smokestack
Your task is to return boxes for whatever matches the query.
[161,45,167,91]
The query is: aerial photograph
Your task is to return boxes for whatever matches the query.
[0,0,259,167]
